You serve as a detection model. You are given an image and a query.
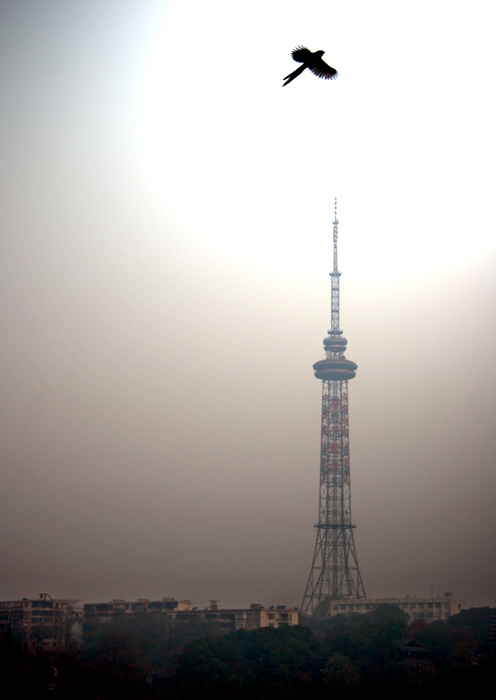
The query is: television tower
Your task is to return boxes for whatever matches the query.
[302,199,366,617]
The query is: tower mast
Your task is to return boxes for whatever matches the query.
[302,199,365,617]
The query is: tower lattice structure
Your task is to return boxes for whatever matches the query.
[302,200,365,617]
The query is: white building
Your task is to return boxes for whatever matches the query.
[322,595,464,621]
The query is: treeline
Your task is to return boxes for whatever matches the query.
[1,604,496,699]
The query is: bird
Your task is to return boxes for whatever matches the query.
[283,46,338,87]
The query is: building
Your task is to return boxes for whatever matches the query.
[324,595,464,622]
[192,603,298,631]
[0,593,79,650]
[83,598,298,633]
[302,200,366,617]
[84,596,192,620]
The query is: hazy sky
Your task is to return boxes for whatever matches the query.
[1,0,495,609]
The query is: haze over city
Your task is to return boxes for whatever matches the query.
[1,0,495,609]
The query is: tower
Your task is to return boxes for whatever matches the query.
[302,199,365,617]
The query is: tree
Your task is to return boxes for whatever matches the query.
[368,604,410,637]
[322,652,360,696]
[173,626,321,698]
[406,619,428,638]
[417,620,476,670]
[449,606,496,645]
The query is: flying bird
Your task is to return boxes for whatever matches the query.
[283,46,338,87]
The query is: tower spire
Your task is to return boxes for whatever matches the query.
[301,200,365,618]
[330,197,341,334]
[333,197,339,268]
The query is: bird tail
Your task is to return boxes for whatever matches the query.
[283,65,305,86]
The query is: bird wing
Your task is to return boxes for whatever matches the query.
[291,46,312,63]
[309,58,338,80]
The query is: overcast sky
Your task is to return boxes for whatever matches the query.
[1,0,495,610]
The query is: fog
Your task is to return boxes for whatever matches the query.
[1,0,495,609]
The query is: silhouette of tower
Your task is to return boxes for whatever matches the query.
[302,199,366,617]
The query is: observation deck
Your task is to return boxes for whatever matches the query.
[313,334,357,381]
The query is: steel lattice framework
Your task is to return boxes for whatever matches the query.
[301,200,366,617]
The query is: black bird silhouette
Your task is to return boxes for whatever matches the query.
[283,46,338,86]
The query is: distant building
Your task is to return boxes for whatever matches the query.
[0,593,79,650]
[322,595,464,621]
[84,596,192,621]
[83,598,298,632]
[192,603,298,631]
